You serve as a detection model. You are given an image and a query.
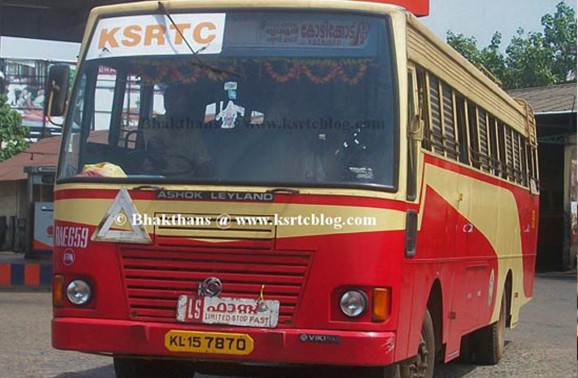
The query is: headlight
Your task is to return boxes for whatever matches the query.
[66,280,92,306]
[339,290,368,318]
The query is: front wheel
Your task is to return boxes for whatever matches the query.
[368,309,436,378]
[399,308,436,378]
[113,357,195,378]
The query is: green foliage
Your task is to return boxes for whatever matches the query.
[447,2,577,89]
[504,29,558,89]
[0,94,29,162]
[542,2,578,81]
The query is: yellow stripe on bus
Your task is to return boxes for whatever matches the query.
[54,198,406,239]
[423,163,531,324]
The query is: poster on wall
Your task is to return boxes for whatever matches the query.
[33,202,54,254]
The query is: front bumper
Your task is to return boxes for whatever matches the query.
[53,317,397,366]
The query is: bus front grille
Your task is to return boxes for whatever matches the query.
[119,247,313,327]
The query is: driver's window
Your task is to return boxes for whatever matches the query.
[118,74,141,150]
[93,66,116,132]
[84,66,116,151]
[153,85,165,117]
[82,67,118,168]
[60,73,86,178]
[81,66,142,172]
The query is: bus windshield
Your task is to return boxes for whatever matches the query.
[58,12,397,188]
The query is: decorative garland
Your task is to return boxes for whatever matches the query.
[133,61,202,84]
[131,58,371,85]
[337,61,367,85]
[263,61,299,83]
[205,65,238,81]
[300,64,340,84]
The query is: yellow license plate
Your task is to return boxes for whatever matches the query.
[164,330,254,355]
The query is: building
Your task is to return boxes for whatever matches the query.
[509,83,577,271]
[0,136,59,253]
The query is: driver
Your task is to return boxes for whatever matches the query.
[143,84,212,177]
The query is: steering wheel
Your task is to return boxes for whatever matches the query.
[123,130,142,149]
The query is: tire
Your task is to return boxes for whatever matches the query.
[472,293,506,365]
[458,333,474,362]
[113,357,195,378]
[398,309,436,378]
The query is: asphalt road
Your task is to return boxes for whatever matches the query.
[0,274,575,378]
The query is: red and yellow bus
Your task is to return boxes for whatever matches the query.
[50,1,539,377]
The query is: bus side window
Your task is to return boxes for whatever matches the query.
[428,74,444,155]
[530,145,540,190]
[455,95,469,165]
[504,125,514,181]
[477,109,490,172]
[415,68,430,152]
[407,70,417,200]
[441,83,458,160]
[512,130,523,184]
[467,102,480,169]
[488,116,499,176]
[497,122,507,179]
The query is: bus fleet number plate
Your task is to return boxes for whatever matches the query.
[164,330,254,355]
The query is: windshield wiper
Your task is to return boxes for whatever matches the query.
[157,1,241,78]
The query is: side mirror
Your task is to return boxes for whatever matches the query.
[45,64,70,117]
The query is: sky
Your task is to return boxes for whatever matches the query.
[421,0,577,49]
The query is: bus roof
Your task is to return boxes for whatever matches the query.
[405,13,531,135]
[86,0,406,19]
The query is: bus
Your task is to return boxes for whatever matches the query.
[49,1,539,377]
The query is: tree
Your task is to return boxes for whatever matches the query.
[503,29,558,89]
[447,2,577,89]
[0,94,29,162]
[541,2,577,81]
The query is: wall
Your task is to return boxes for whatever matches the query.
[0,180,27,218]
